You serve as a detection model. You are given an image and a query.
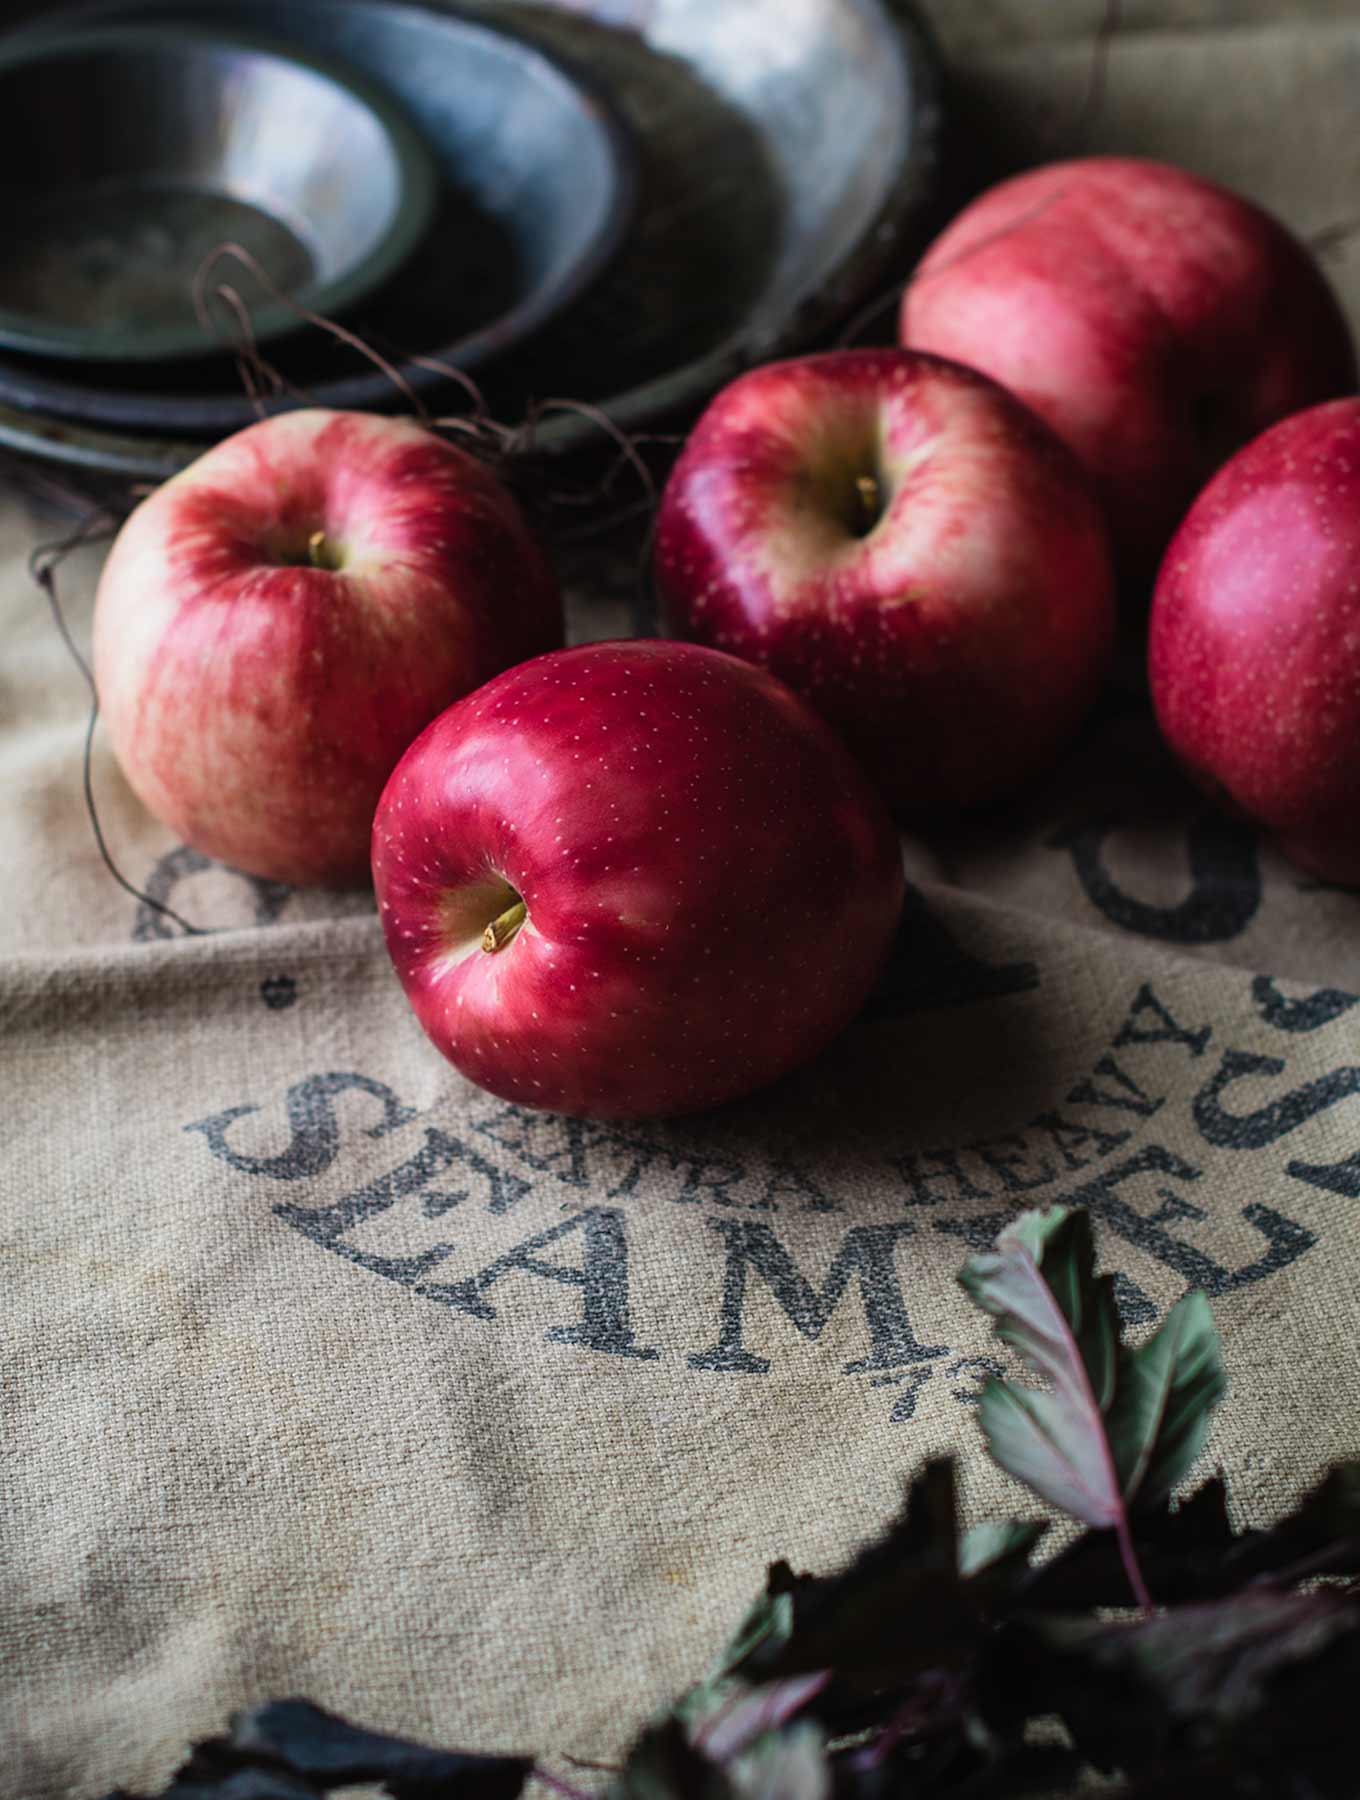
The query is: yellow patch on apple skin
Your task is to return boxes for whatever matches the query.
[713,375,931,618]
[433,878,523,964]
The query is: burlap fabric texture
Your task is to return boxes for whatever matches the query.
[6,11,1360,1798]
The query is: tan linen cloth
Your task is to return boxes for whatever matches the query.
[6,12,1360,1798]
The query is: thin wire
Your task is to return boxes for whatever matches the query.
[31,523,207,937]
[1065,0,1124,148]
[835,281,909,349]
[512,396,658,508]
[193,239,435,423]
[190,241,677,522]
[1309,215,1360,259]
[209,280,308,416]
[553,491,658,546]
[395,348,495,423]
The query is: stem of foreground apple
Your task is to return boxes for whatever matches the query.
[854,472,881,534]
[482,898,528,953]
[307,529,343,571]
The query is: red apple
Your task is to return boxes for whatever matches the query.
[652,347,1115,818]
[371,640,904,1119]
[93,408,561,885]
[900,157,1356,578]
[1150,397,1360,886]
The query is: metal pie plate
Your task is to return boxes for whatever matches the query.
[0,0,637,442]
[0,23,439,363]
[0,0,941,485]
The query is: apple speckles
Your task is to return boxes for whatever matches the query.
[371,640,902,1117]
[902,158,1356,575]
[653,347,1116,820]
[97,410,564,885]
[1150,397,1360,882]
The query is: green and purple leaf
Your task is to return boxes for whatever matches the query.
[960,1207,1225,1600]
[736,1460,976,1688]
[957,1519,1048,1583]
[1027,1585,1360,1774]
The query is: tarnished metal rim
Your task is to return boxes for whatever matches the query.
[0,0,943,488]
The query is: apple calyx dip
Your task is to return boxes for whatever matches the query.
[370,639,906,1119]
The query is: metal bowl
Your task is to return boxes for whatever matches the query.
[0,0,940,483]
[0,23,438,363]
[0,3,637,435]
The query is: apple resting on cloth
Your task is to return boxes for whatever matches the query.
[1150,398,1360,888]
[371,640,905,1119]
[900,157,1356,581]
[93,408,562,886]
[652,348,1115,819]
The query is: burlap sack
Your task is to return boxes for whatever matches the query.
[6,11,1360,1798]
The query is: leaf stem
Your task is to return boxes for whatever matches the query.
[852,1671,962,1770]
[1115,1516,1154,1612]
[534,1768,596,1800]
[692,1686,743,1754]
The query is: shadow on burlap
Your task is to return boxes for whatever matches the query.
[5,10,1360,1797]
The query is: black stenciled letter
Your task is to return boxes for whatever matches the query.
[420,1207,660,1361]
[758,1159,841,1214]
[133,844,292,943]
[186,1071,417,1180]
[933,1217,1158,1322]
[473,1106,589,1186]
[1251,975,1360,1035]
[1195,1046,1360,1199]
[1066,1142,1315,1295]
[274,1127,495,1285]
[1053,811,1260,943]
[878,1365,935,1424]
[1112,983,1212,1058]
[1194,1049,1360,1148]
[1066,1054,1164,1120]
[688,1220,947,1376]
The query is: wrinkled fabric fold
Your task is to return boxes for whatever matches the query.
[5,13,1360,1797]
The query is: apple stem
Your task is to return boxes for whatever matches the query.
[482,897,527,953]
[855,473,881,533]
[307,529,341,571]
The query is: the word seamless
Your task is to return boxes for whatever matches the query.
[186,977,1352,1420]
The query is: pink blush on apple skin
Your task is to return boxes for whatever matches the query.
[1150,398,1360,885]
[902,157,1356,577]
[653,348,1115,820]
[372,640,905,1120]
[93,409,563,886]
